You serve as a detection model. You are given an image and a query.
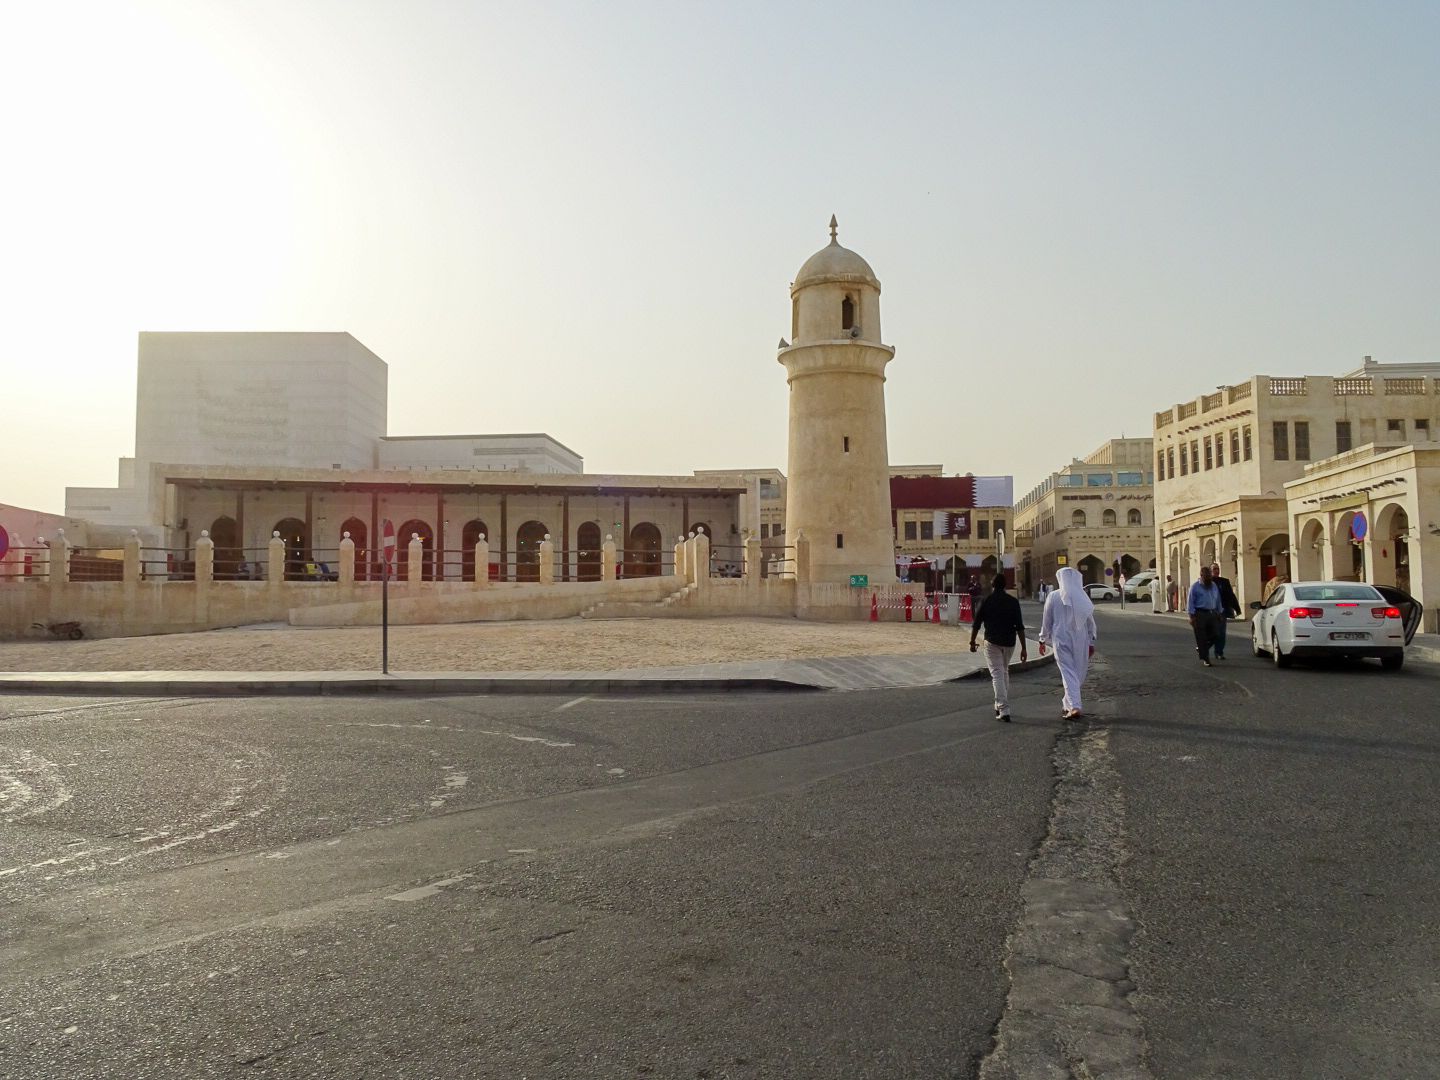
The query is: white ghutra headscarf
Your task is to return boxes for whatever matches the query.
[1054,566,1095,636]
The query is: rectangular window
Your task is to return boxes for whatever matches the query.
[1417,418,1431,438]
[903,520,916,541]
[1156,451,1165,481]
[1180,444,1189,475]
[1294,421,1310,460]
[1167,447,1175,477]
[920,520,934,541]
[1190,441,1199,471]
[843,436,850,452]
[1230,429,1240,462]
[1272,421,1289,460]
[1335,420,1352,454]
[1215,435,1224,468]
[1243,426,1253,460]
[1117,471,1144,485]
[1204,437,1213,470]
[760,523,770,539]
[1056,474,1085,487]
[1387,419,1405,438]
[836,533,843,549]
[1086,473,1112,486]
[977,520,990,540]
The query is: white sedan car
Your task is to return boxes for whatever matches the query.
[1084,583,1120,601]
[1251,581,1407,670]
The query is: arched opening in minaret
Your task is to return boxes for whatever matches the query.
[841,295,855,331]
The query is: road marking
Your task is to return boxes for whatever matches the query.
[980,710,1152,1078]
[555,695,590,711]
[385,874,474,902]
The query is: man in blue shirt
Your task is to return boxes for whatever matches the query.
[1187,564,1225,667]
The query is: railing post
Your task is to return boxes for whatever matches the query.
[407,534,424,590]
[123,530,142,584]
[339,533,355,585]
[50,529,70,586]
[744,531,761,583]
[474,534,490,588]
[674,535,686,580]
[268,531,286,596]
[195,530,213,623]
[602,535,617,582]
[539,534,555,585]
[694,531,711,587]
[792,530,811,585]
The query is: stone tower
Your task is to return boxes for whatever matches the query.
[778,217,895,585]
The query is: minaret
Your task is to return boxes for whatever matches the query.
[778,217,895,585]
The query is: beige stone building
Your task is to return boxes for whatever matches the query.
[1013,439,1155,596]
[889,471,1015,591]
[1154,358,1440,616]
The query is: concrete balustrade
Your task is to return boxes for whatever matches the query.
[474,535,489,588]
[602,535,617,582]
[339,534,355,584]
[268,532,286,591]
[407,535,423,590]
[539,534,555,585]
[744,531,761,582]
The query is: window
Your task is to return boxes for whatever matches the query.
[1418,418,1431,439]
[1087,473,1112,486]
[1272,421,1289,460]
[903,520,917,541]
[1230,429,1240,462]
[1294,421,1310,460]
[1190,441,1199,471]
[1156,451,1165,481]
[836,533,844,549]
[1117,471,1144,486]
[1167,447,1176,477]
[1056,474,1085,487]
[977,520,989,540]
[843,436,850,452]
[760,524,770,539]
[1243,426,1252,460]
[1127,508,1143,526]
[1103,508,1117,526]
[1071,509,1087,527]
[920,520,934,541]
[1387,419,1405,438]
[841,295,855,331]
[1204,437,1213,471]
[1335,420,1352,454]
[1180,444,1189,475]
[1215,435,1224,468]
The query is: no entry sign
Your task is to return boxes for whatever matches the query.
[382,519,396,565]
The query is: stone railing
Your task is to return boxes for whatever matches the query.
[1177,401,1197,419]
[1201,391,1223,412]
[1384,377,1428,395]
[1334,377,1373,396]
[1269,377,1307,396]
[1227,382,1252,403]
[1155,408,1173,428]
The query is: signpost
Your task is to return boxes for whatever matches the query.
[381,519,395,675]
[850,574,868,587]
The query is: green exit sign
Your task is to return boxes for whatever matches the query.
[850,574,868,587]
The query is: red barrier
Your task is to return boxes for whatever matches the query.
[904,593,914,621]
[870,593,878,621]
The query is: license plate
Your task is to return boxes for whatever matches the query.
[1331,632,1368,641]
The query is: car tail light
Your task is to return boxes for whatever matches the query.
[1288,606,1324,619]
[1373,606,1402,619]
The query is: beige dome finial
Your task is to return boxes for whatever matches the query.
[829,214,838,244]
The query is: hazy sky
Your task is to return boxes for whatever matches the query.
[4,1,1439,512]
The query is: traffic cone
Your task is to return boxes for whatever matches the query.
[870,593,878,622]
[932,597,941,623]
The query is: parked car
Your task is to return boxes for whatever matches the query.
[1373,584,1423,646]
[1250,580,1407,669]
[1123,570,1159,600]
[1084,583,1120,601]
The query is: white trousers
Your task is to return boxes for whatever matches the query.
[983,641,1015,713]
[1054,643,1089,713]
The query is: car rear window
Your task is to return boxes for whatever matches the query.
[1292,585,1382,601]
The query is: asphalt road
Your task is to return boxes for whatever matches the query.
[2,611,1438,1078]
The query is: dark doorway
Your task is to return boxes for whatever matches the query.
[627,522,663,577]
[395,519,434,581]
[576,522,602,581]
[461,520,489,582]
[516,520,549,582]
[210,515,241,579]
[340,518,368,580]
[273,517,308,580]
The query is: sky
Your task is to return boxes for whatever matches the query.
[3,1,1439,513]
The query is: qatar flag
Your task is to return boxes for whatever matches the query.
[934,510,971,538]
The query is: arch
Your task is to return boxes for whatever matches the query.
[1201,538,1217,569]
[1180,542,1193,593]
[691,521,712,538]
[272,517,308,581]
[1071,509,1087,527]
[1119,553,1142,579]
[1374,502,1411,591]
[515,520,549,582]
[1102,508,1117,526]
[1296,518,1324,581]
[841,295,855,331]
[460,520,489,582]
[339,517,368,581]
[1258,532,1291,586]
[575,521,602,581]
[1330,513,1363,581]
[395,519,434,581]
[1077,554,1106,585]
[209,515,241,580]
[1127,508,1142,526]
[1222,534,1239,579]
[627,521,664,578]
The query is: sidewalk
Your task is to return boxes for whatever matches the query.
[0,649,1054,696]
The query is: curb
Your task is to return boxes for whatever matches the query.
[0,675,825,697]
[953,651,1056,681]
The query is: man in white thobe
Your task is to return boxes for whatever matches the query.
[1039,566,1098,719]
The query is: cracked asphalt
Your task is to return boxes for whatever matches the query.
[3,611,1440,1078]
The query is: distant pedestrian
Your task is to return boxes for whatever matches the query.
[1166,575,1179,612]
[969,574,1028,722]
[1188,564,1226,666]
[1039,566,1097,719]
[1208,561,1242,659]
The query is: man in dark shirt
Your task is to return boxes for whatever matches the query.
[1208,561,1242,659]
[969,574,1028,722]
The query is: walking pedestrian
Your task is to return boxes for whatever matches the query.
[1166,575,1179,612]
[969,574,1027,722]
[1208,561,1242,659]
[1188,563,1226,666]
[1039,566,1097,719]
